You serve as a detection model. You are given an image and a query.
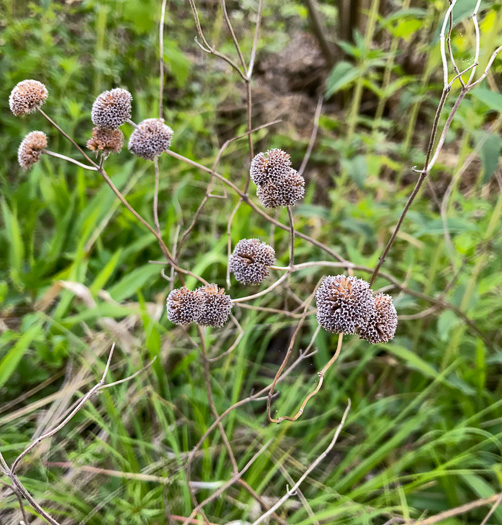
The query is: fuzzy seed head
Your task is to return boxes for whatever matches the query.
[87,126,124,153]
[256,170,305,208]
[195,284,232,327]
[128,118,173,160]
[229,238,276,285]
[9,80,48,116]
[316,275,375,335]
[18,131,47,169]
[167,287,203,325]
[250,149,292,186]
[358,293,398,344]
[91,88,132,129]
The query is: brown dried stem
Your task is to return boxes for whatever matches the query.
[252,400,351,525]
[266,284,320,423]
[272,330,341,424]
[182,440,272,525]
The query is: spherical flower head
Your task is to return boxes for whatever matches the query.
[229,238,276,285]
[91,88,132,129]
[9,80,48,116]
[87,126,124,154]
[256,169,305,208]
[128,118,173,161]
[358,293,398,344]
[167,287,203,325]
[250,149,292,186]
[195,284,232,327]
[316,275,375,335]
[18,131,47,169]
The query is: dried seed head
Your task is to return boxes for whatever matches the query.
[128,118,173,160]
[358,293,398,344]
[250,149,292,186]
[18,131,47,169]
[316,275,375,335]
[195,284,232,327]
[167,287,203,325]
[87,126,124,154]
[230,239,276,285]
[9,80,48,116]
[256,170,305,208]
[91,88,132,129]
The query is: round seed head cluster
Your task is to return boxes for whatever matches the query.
[256,170,305,208]
[229,239,276,285]
[358,293,397,344]
[9,80,48,116]
[195,284,232,327]
[128,118,173,160]
[316,275,375,335]
[167,287,203,325]
[18,131,47,169]
[87,126,123,153]
[91,88,132,129]
[250,149,292,186]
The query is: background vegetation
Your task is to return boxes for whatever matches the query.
[2,0,502,523]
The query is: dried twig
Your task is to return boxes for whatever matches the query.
[252,400,351,524]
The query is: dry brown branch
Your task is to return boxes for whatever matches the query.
[0,345,155,524]
[252,400,351,524]
[410,491,502,524]
[182,440,271,525]
[272,331,342,423]
[267,284,320,423]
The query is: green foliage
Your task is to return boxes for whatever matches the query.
[1,0,502,524]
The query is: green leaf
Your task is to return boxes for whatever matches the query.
[0,323,43,389]
[1,200,25,289]
[108,265,161,302]
[437,311,461,342]
[479,133,501,184]
[341,155,367,189]
[471,87,502,113]
[326,61,361,98]
[163,39,191,88]
[432,0,491,44]
[90,248,123,297]
[385,343,442,380]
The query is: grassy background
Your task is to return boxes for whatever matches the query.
[2,0,502,523]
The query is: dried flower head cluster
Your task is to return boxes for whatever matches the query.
[250,149,292,186]
[256,173,305,208]
[167,287,203,325]
[229,239,276,285]
[250,149,305,208]
[357,293,398,344]
[167,284,232,327]
[87,126,124,154]
[128,118,173,160]
[18,131,47,169]
[316,275,374,335]
[91,88,132,129]
[316,275,397,343]
[196,284,233,327]
[9,80,48,116]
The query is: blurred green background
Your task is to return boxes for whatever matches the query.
[2,0,502,523]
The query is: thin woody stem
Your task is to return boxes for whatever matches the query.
[272,331,341,423]
[287,206,295,271]
[42,150,98,171]
[38,108,98,168]
[267,285,319,422]
[159,0,168,118]
[165,149,346,263]
[153,157,161,235]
